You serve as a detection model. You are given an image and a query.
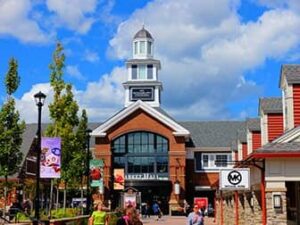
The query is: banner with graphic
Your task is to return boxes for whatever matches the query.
[90,159,104,187]
[124,193,136,208]
[40,137,61,178]
[113,168,125,190]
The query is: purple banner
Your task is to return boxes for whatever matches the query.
[40,137,61,178]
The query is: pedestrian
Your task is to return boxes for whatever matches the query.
[22,198,32,215]
[183,199,190,217]
[146,202,151,218]
[187,205,204,225]
[131,208,143,225]
[116,206,133,225]
[141,203,146,218]
[152,201,161,221]
[89,202,108,225]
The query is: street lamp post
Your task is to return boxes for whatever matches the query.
[33,91,46,225]
[85,129,92,215]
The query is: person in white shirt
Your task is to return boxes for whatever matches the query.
[187,205,204,225]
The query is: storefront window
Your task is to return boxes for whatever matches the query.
[112,132,169,175]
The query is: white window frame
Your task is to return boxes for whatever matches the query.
[133,64,154,80]
[195,152,233,171]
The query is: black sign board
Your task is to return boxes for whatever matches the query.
[131,87,154,101]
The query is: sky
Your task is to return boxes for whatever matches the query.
[0,0,300,123]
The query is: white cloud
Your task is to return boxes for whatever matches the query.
[76,66,126,121]
[16,83,52,123]
[16,67,126,122]
[66,65,85,80]
[46,0,98,34]
[0,0,48,43]
[107,0,300,120]
[83,49,100,63]
[13,0,300,122]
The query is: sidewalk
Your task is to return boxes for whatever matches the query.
[141,216,216,225]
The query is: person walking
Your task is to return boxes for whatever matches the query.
[152,201,161,221]
[187,205,204,225]
[89,202,108,225]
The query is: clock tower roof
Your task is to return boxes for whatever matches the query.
[134,27,153,40]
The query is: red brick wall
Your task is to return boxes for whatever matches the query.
[94,109,186,200]
[186,159,219,187]
[267,113,283,142]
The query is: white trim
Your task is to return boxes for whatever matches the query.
[194,152,233,172]
[272,126,300,143]
[91,100,190,138]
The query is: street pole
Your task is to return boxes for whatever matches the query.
[33,91,46,225]
[85,129,92,215]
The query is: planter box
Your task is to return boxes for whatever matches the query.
[49,215,89,225]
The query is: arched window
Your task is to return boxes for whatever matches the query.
[112,132,169,177]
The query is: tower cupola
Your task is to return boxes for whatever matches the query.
[133,26,154,59]
[123,27,162,107]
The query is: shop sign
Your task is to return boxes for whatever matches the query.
[125,173,168,181]
[194,197,208,209]
[219,168,250,190]
[130,87,154,101]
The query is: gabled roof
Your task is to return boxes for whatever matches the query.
[259,97,282,115]
[91,100,190,138]
[246,118,261,132]
[272,126,300,143]
[181,121,245,148]
[256,142,300,153]
[237,124,247,143]
[280,64,300,87]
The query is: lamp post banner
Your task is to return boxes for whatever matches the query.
[113,168,125,190]
[40,137,61,178]
[90,159,104,187]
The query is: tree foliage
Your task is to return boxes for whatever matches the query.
[45,42,88,186]
[0,58,25,177]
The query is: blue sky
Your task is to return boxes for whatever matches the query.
[0,0,300,123]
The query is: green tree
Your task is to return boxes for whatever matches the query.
[45,42,88,210]
[0,58,26,212]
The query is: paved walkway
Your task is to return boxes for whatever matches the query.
[141,216,216,225]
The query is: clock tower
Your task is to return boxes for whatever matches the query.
[123,27,162,107]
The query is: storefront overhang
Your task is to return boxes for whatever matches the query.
[251,152,300,159]
[195,186,214,191]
